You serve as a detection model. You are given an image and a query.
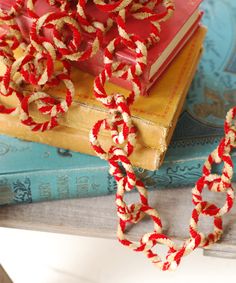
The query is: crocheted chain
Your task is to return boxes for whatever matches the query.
[0,0,235,270]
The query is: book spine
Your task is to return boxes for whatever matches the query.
[1,154,235,206]
[135,156,236,190]
[0,166,113,206]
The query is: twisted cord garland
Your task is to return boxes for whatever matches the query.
[0,0,235,270]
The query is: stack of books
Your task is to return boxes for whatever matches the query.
[0,0,234,206]
[1,0,203,94]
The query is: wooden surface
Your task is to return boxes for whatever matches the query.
[0,265,13,283]
[0,187,235,259]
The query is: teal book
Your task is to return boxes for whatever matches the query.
[0,0,236,206]
[0,136,111,205]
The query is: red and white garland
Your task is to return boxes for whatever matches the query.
[0,0,235,270]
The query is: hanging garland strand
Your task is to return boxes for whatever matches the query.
[0,0,235,271]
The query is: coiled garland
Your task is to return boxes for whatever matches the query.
[0,0,235,270]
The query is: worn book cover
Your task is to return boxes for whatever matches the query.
[156,0,236,185]
[0,26,206,170]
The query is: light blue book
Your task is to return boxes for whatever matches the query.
[0,0,236,206]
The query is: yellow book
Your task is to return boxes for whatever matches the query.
[0,26,206,170]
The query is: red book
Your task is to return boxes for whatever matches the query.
[0,0,203,94]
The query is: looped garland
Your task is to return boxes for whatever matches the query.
[0,0,235,270]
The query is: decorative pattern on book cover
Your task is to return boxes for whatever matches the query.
[0,136,111,205]
[179,0,236,142]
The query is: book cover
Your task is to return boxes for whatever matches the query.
[0,0,203,93]
[187,0,236,125]
[0,26,206,170]
[151,0,236,186]
[0,134,111,205]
